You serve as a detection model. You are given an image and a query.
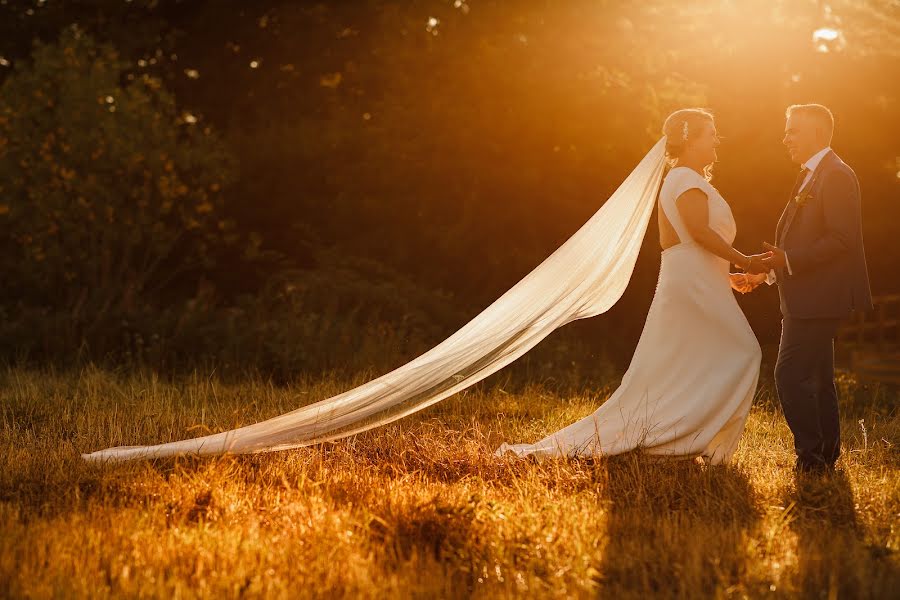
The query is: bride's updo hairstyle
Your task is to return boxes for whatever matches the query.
[662,108,716,181]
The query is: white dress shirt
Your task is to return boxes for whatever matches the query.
[765,146,832,285]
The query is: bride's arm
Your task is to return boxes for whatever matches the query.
[675,189,767,271]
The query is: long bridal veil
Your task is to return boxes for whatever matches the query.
[82,136,668,463]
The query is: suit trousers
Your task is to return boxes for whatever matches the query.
[774,316,844,468]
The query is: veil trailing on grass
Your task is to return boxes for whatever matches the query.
[82,136,668,463]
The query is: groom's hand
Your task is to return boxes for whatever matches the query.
[760,242,787,270]
[744,252,773,274]
[730,273,766,293]
[744,272,767,292]
[730,273,752,293]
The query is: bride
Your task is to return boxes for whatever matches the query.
[82,108,765,465]
[495,108,764,464]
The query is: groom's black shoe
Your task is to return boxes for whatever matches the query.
[793,458,835,477]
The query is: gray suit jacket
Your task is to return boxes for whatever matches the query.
[775,149,873,319]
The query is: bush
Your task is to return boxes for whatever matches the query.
[0,25,237,321]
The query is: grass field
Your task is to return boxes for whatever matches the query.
[1,365,897,598]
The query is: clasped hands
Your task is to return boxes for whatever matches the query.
[730,242,787,294]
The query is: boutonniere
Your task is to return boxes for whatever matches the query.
[794,189,811,207]
[793,169,821,207]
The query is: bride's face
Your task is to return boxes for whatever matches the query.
[686,120,720,166]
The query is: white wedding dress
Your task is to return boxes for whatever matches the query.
[81,138,759,465]
[494,166,762,464]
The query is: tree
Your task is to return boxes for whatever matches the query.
[0,25,237,325]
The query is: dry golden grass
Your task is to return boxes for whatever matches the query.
[1,365,897,599]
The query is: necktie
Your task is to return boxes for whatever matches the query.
[779,166,809,247]
[792,166,809,196]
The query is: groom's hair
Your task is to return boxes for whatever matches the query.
[786,103,834,144]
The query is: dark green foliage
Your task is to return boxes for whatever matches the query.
[0,26,237,315]
[0,1,897,379]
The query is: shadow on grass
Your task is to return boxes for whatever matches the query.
[593,453,763,598]
[784,469,898,599]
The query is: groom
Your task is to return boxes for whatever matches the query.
[747,103,873,474]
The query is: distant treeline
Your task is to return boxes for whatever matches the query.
[0,1,897,379]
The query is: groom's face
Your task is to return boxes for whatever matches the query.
[782,113,820,164]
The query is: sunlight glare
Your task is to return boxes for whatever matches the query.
[814,28,839,42]
[812,27,845,53]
